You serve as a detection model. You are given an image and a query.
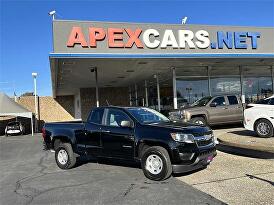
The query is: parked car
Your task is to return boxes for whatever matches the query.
[244,95,274,138]
[169,95,243,126]
[43,106,217,181]
[5,121,25,136]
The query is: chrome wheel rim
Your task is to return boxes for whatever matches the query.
[257,122,270,136]
[57,149,68,165]
[145,154,163,175]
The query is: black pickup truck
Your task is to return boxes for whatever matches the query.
[43,106,217,181]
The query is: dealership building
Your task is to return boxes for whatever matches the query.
[49,19,274,120]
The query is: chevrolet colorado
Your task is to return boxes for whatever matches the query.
[43,106,216,181]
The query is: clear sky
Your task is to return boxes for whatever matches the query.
[1,0,274,97]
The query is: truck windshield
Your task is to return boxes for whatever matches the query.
[191,96,212,107]
[127,107,170,124]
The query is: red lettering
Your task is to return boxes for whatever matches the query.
[89,27,106,47]
[125,28,143,48]
[66,27,88,47]
[108,28,124,48]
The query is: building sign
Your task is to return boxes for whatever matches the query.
[52,20,274,54]
[66,26,260,50]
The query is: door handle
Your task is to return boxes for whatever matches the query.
[101,130,110,133]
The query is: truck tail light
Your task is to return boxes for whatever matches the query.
[42,128,46,139]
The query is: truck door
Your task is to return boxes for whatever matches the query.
[101,108,135,160]
[207,96,231,124]
[84,108,105,156]
[227,95,243,122]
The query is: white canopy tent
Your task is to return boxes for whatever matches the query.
[0,92,34,136]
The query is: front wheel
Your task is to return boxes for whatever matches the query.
[255,119,273,138]
[55,143,76,169]
[141,146,172,181]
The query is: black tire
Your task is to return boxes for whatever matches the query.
[141,146,172,181]
[191,117,207,126]
[255,119,273,138]
[55,143,76,169]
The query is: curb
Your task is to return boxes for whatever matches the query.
[217,139,274,159]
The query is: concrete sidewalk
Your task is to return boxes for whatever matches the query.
[213,127,274,158]
[177,151,274,205]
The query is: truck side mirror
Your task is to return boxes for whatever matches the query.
[210,102,217,107]
[120,120,133,128]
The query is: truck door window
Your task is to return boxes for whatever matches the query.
[212,97,226,106]
[227,96,238,105]
[88,108,104,124]
[106,109,132,127]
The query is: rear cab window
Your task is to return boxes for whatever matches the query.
[227,95,239,105]
[88,108,104,124]
[8,122,20,126]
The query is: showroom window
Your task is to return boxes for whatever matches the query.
[210,66,241,96]
[242,66,273,103]
[176,67,209,106]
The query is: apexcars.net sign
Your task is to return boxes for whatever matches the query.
[66,26,260,49]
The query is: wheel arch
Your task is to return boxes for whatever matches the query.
[52,136,73,151]
[254,118,272,130]
[136,140,173,161]
[191,114,208,122]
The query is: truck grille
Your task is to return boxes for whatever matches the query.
[196,139,213,147]
[168,112,182,121]
[195,134,214,147]
[198,147,216,156]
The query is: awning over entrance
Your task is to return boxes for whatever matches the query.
[49,57,274,97]
[0,92,34,136]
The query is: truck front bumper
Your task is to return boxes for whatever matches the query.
[172,149,217,174]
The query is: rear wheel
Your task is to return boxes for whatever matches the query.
[255,119,273,138]
[191,117,207,126]
[55,143,76,169]
[141,146,172,181]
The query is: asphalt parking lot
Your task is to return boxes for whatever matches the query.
[0,134,223,205]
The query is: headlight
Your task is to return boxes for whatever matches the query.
[170,133,195,143]
[179,110,186,117]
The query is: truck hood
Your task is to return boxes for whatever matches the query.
[146,121,211,134]
[169,106,206,114]
[181,106,206,112]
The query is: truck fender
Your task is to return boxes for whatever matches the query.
[135,140,173,161]
[51,129,76,150]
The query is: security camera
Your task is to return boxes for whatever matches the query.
[48,10,56,16]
